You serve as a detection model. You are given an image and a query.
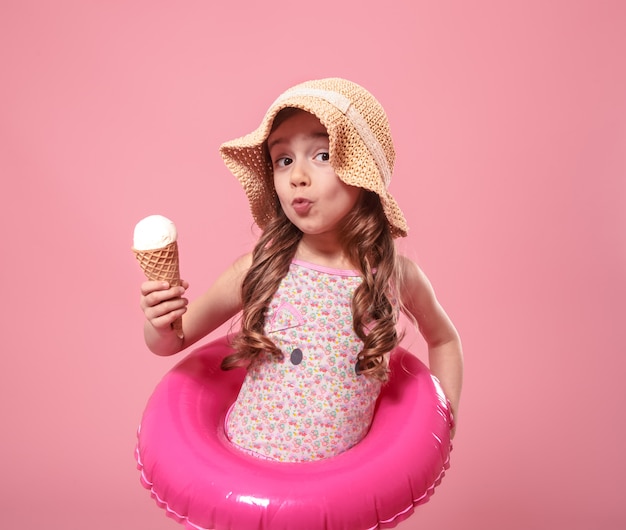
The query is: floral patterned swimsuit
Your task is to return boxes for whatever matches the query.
[225,260,382,462]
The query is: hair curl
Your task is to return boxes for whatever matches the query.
[341,191,400,382]
[221,207,301,371]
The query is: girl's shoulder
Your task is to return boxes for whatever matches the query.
[233,252,254,273]
[395,254,436,302]
[200,252,253,302]
[396,254,421,282]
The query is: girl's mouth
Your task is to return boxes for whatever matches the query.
[292,198,312,215]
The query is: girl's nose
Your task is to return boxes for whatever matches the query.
[290,161,310,187]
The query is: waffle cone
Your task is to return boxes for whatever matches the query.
[133,240,183,338]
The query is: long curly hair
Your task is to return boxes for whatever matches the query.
[221,190,400,383]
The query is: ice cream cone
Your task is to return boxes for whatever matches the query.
[133,240,183,338]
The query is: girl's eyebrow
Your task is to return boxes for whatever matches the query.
[267,131,329,151]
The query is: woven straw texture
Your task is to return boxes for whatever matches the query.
[133,241,183,338]
[220,78,408,238]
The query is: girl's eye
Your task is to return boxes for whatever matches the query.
[315,152,330,162]
[275,157,293,168]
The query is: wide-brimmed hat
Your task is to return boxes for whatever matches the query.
[220,78,408,238]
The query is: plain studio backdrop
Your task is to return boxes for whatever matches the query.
[1,1,624,529]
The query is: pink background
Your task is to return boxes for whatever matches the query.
[1,1,625,529]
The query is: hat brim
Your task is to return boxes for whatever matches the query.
[220,94,408,238]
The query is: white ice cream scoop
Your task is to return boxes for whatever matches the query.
[133,215,178,251]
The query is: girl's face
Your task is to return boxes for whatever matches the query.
[268,110,361,241]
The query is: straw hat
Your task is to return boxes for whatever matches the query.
[220,78,408,238]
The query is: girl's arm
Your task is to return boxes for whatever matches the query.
[141,253,252,356]
[397,255,464,437]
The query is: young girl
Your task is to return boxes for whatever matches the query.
[139,78,463,462]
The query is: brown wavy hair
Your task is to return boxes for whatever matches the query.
[221,189,400,383]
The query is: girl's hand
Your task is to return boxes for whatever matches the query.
[140,280,189,335]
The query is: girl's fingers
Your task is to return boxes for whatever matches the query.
[146,296,188,318]
[143,298,188,333]
[139,280,188,333]
[148,304,188,331]
[141,283,186,308]
[140,280,171,296]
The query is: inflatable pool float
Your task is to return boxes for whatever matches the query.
[136,336,452,529]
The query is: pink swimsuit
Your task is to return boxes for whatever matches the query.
[225,260,382,462]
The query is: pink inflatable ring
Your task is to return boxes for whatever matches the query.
[135,336,453,530]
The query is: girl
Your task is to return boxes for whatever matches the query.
[139,78,463,462]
